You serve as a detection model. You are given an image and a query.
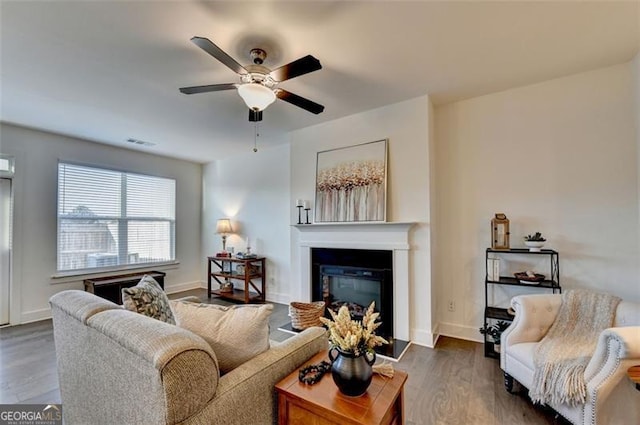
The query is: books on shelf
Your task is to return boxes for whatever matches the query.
[487,258,500,281]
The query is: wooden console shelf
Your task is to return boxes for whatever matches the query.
[207,256,266,303]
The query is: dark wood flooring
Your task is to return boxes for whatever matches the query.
[0,289,565,424]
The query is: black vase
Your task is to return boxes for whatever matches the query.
[328,346,376,397]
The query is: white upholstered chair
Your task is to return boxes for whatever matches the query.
[500,293,640,425]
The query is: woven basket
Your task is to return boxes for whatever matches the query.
[289,301,326,330]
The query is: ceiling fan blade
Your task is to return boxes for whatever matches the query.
[179,83,238,95]
[275,89,324,114]
[268,55,321,82]
[249,110,263,122]
[191,36,248,75]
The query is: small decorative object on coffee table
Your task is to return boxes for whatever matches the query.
[524,232,546,252]
[320,302,387,397]
[298,360,331,385]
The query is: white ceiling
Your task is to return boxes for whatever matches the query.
[1,1,638,163]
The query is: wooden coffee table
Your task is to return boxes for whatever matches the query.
[275,350,408,425]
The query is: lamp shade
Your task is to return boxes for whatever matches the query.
[216,218,232,235]
[237,83,276,111]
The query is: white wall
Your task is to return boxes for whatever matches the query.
[0,123,203,324]
[434,62,639,341]
[289,95,436,346]
[201,143,291,303]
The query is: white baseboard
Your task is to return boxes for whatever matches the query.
[410,327,438,348]
[431,322,441,346]
[165,281,202,295]
[438,321,483,343]
[266,292,289,305]
[20,308,52,324]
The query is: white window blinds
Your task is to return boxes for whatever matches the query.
[57,162,176,272]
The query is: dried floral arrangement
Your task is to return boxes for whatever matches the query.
[319,301,388,356]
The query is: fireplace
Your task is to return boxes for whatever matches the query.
[292,221,415,359]
[311,248,393,338]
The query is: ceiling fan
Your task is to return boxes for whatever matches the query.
[180,37,324,122]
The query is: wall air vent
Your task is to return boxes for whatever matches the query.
[126,138,156,147]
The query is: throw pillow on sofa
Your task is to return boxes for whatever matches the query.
[170,301,273,373]
[122,275,176,325]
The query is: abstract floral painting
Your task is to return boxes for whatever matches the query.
[315,139,387,222]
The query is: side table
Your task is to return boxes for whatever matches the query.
[275,350,408,425]
[207,256,266,303]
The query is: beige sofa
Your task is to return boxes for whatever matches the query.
[50,290,327,425]
[501,293,640,425]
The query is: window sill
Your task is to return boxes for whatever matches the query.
[50,261,180,284]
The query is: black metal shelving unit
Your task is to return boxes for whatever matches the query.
[483,248,561,358]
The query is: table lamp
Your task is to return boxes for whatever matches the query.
[216,218,233,253]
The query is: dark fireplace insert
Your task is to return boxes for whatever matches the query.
[311,248,393,339]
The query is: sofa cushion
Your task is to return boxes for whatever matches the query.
[122,275,176,325]
[170,301,273,373]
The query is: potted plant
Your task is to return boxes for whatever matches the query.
[479,320,511,352]
[319,302,388,396]
[523,232,546,252]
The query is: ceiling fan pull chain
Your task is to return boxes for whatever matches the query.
[253,122,259,153]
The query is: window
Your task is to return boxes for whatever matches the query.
[57,162,176,272]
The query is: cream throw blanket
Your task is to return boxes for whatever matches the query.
[530,289,621,406]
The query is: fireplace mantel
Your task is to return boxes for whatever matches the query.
[294,222,416,341]
[294,222,415,250]
[293,222,415,229]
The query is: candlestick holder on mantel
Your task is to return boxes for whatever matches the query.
[295,199,304,225]
[303,201,311,224]
[295,199,313,225]
[296,206,303,224]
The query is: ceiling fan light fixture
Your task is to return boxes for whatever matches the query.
[237,83,276,111]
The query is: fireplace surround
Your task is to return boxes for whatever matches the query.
[294,222,414,346]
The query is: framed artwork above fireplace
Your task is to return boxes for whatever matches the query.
[314,139,388,223]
